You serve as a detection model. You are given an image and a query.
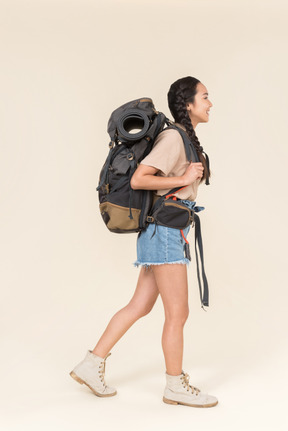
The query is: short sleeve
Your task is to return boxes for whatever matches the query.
[140,129,182,176]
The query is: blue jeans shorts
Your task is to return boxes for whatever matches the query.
[133,200,205,268]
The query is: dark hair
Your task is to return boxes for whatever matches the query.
[167,76,211,185]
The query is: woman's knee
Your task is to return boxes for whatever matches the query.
[165,306,189,326]
[125,301,155,320]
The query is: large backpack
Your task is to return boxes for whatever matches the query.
[97,97,199,233]
[96,97,209,309]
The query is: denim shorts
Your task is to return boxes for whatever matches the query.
[133,200,205,267]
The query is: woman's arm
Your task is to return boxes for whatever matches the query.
[130,162,204,190]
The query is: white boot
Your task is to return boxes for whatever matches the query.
[163,370,218,408]
[69,350,117,397]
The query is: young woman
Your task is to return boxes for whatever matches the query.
[70,76,218,408]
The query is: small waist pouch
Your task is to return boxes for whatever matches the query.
[147,198,194,229]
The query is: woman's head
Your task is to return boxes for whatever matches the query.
[167,76,213,184]
[168,77,213,128]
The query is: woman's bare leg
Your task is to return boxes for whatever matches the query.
[151,264,189,376]
[92,267,159,358]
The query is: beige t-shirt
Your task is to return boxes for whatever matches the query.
[140,123,201,200]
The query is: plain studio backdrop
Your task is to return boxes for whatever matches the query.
[1,0,287,430]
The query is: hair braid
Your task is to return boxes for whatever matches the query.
[167,77,211,185]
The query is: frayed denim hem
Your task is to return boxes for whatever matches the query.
[133,259,190,268]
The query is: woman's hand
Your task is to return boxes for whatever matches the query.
[182,162,204,185]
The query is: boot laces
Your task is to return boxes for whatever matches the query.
[180,372,200,395]
[98,352,111,387]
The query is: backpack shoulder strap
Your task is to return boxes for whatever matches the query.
[163,124,200,163]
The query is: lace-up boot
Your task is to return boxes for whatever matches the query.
[163,370,218,408]
[69,350,117,397]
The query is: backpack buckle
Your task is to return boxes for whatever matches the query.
[127,153,134,161]
[146,216,154,223]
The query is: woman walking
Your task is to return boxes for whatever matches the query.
[69,76,218,408]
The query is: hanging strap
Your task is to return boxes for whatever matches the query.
[179,215,209,310]
[193,213,209,309]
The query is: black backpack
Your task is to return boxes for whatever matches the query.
[97,97,199,233]
[96,97,209,309]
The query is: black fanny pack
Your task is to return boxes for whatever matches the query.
[147,197,194,229]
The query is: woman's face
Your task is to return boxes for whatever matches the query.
[186,82,213,129]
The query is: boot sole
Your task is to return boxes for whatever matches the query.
[163,396,218,408]
[69,371,117,397]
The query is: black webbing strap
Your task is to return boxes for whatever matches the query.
[193,213,209,309]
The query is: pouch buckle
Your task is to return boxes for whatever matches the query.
[146,216,154,223]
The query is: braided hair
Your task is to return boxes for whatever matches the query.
[167,76,211,185]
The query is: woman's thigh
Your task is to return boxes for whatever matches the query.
[126,266,159,316]
[151,264,189,322]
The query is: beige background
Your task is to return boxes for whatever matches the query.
[1,0,288,429]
